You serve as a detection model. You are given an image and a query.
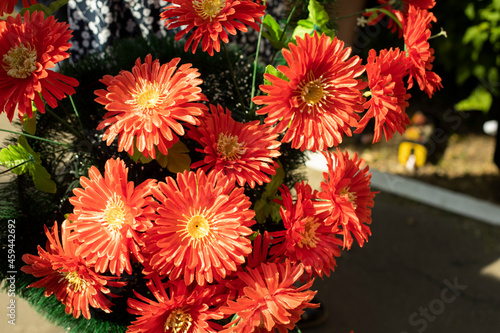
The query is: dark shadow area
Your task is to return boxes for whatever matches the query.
[305,192,500,333]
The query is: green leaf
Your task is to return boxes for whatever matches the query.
[262,15,286,50]
[455,86,493,113]
[254,161,285,224]
[22,110,37,135]
[20,0,69,17]
[263,65,289,85]
[0,136,56,193]
[291,0,335,41]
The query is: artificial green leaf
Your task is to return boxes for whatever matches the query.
[0,136,56,193]
[262,15,287,50]
[165,140,191,173]
[291,0,335,41]
[263,65,289,85]
[20,0,69,17]
[254,161,284,224]
[0,140,33,175]
[23,109,37,135]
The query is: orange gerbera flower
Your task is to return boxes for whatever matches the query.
[0,11,78,121]
[315,150,376,250]
[253,32,366,152]
[403,5,442,98]
[355,48,411,143]
[128,276,224,333]
[95,54,207,158]
[270,183,343,278]
[188,104,281,188]
[160,0,266,56]
[143,169,255,286]
[220,260,317,333]
[68,158,156,276]
[21,221,124,319]
[364,0,435,35]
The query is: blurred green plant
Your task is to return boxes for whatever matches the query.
[456,0,500,112]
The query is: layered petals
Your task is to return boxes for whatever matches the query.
[143,169,255,286]
[68,158,156,276]
[253,32,366,152]
[21,221,124,319]
[161,0,266,56]
[356,48,412,142]
[315,149,377,249]
[95,54,207,158]
[0,11,78,121]
[188,104,281,188]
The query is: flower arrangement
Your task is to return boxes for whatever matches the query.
[0,0,443,332]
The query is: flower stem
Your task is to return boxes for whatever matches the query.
[0,159,31,175]
[250,16,265,112]
[335,4,386,21]
[0,129,71,147]
[222,43,247,109]
[269,0,299,66]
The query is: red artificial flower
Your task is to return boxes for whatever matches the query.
[315,149,377,250]
[21,221,124,319]
[403,5,442,97]
[143,169,255,286]
[68,158,156,276]
[364,0,435,35]
[220,260,317,333]
[95,54,207,158]
[160,0,266,56]
[355,48,411,143]
[270,182,343,278]
[188,104,281,188]
[127,275,224,333]
[0,0,16,16]
[0,11,78,121]
[253,32,366,152]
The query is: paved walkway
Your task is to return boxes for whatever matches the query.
[303,167,500,333]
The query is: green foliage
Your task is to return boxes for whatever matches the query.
[292,0,335,40]
[20,0,69,17]
[254,162,285,224]
[0,136,56,193]
[263,64,289,86]
[455,0,500,111]
[262,15,287,50]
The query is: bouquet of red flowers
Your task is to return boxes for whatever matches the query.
[0,0,442,332]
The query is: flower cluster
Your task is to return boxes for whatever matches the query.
[0,0,443,332]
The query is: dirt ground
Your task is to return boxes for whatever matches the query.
[342,129,500,205]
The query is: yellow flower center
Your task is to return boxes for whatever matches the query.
[164,308,193,333]
[136,87,160,110]
[60,270,88,292]
[103,193,127,232]
[187,214,210,239]
[217,132,246,161]
[339,187,357,210]
[296,71,331,114]
[193,0,226,20]
[298,217,320,249]
[3,43,37,79]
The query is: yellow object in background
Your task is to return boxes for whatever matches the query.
[398,142,428,170]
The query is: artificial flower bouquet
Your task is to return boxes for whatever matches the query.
[0,0,442,332]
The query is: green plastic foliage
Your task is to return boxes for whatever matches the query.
[263,64,289,86]
[0,136,56,193]
[20,0,69,17]
[262,15,287,50]
[254,162,285,224]
[292,0,335,41]
[23,110,37,135]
